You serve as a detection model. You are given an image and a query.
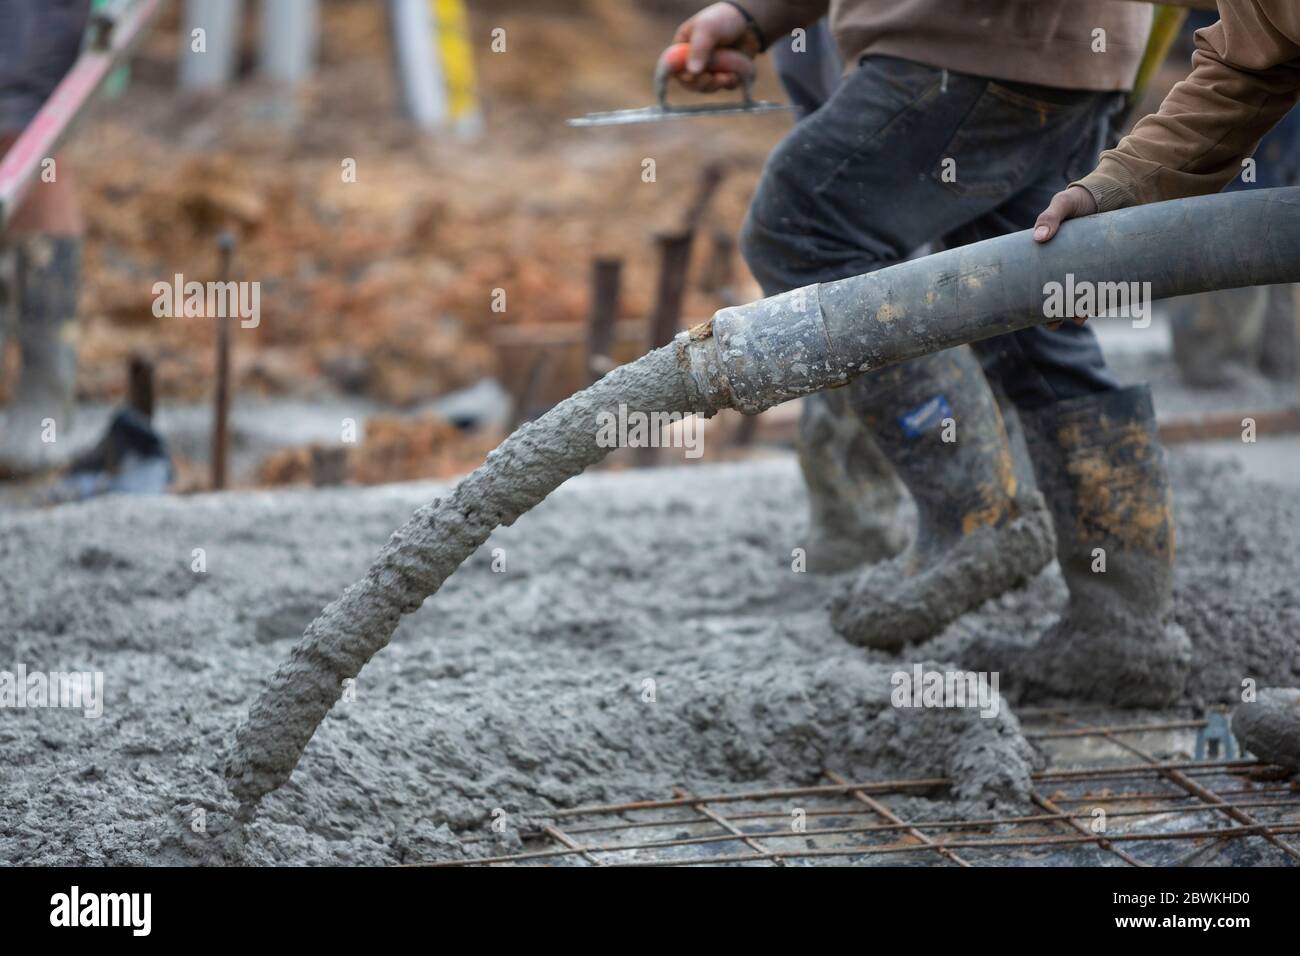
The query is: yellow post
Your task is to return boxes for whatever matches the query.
[1130,6,1189,108]
[430,0,482,137]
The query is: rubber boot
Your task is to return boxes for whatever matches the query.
[798,388,908,573]
[0,235,82,476]
[1013,385,1191,706]
[830,346,1055,650]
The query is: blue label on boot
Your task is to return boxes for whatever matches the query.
[898,395,952,438]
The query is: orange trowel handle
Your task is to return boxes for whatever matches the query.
[654,42,757,107]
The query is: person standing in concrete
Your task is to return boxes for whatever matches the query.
[668,1,1192,705]
[0,0,92,475]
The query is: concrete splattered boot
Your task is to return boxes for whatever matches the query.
[830,346,1055,650]
[798,389,908,573]
[0,235,82,476]
[1014,386,1191,706]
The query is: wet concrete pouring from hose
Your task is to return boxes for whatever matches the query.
[226,345,709,825]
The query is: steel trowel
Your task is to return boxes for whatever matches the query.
[568,43,792,128]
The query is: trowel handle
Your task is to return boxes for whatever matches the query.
[654,42,757,108]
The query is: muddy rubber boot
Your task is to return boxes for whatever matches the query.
[798,389,908,573]
[1015,385,1191,707]
[830,346,1055,650]
[0,236,82,477]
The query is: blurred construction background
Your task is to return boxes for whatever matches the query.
[2,0,1297,501]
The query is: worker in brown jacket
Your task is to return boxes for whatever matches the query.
[1034,0,1300,233]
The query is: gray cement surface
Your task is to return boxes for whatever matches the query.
[1,448,1296,864]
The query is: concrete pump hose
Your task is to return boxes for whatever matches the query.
[684,186,1300,413]
[228,186,1299,811]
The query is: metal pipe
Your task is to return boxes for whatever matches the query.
[387,0,450,129]
[178,0,244,94]
[681,188,1300,414]
[586,257,622,382]
[258,0,318,86]
[210,233,235,490]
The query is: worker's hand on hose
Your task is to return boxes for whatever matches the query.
[1035,185,1099,327]
[1033,185,1098,243]
[669,3,762,93]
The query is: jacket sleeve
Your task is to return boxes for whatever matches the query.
[1074,0,1300,211]
[736,1,832,49]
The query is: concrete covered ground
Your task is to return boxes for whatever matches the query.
[2,436,1297,865]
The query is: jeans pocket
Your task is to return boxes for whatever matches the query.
[930,82,1072,199]
[810,57,945,195]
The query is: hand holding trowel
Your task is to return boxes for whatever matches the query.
[568,2,792,127]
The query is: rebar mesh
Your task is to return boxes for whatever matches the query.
[425,710,1300,867]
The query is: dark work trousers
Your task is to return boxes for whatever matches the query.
[742,54,1124,412]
